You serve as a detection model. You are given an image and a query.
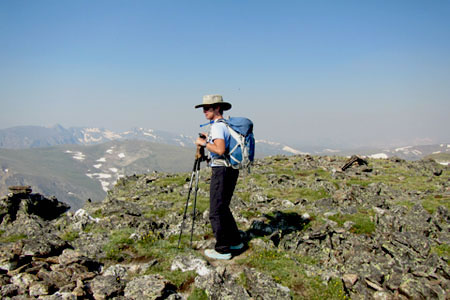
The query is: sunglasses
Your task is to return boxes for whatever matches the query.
[203,106,213,112]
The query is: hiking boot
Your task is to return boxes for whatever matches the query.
[204,249,232,260]
[230,243,244,250]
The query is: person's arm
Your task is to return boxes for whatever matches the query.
[207,138,225,155]
[195,133,226,155]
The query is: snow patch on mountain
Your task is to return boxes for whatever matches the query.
[175,139,186,147]
[395,146,412,152]
[323,149,341,153]
[86,173,112,179]
[82,135,103,143]
[282,146,308,155]
[369,153,389,159]
[256,139,280,146]
[72,152,86,161]
[85,128,101,133]
[118,153,126,158]
[103,130,122,140]
[100,181,110,192]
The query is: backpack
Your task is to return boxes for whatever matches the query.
[217,117,255,171]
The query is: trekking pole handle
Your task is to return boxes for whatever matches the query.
[196,144,206,160]
[196,133,208,160]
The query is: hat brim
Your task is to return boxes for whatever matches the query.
[195,102,232,111]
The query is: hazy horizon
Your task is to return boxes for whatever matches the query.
[1,1,449,149]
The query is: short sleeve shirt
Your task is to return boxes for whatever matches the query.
[208,120,230,166]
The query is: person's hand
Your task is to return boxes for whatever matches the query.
[195,132,208,147]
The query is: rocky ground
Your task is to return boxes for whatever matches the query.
[0,154,448,299]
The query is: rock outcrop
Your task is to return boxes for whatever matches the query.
[0,155,448,299]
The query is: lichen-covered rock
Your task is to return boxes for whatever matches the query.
[195,267,250,299]
[90,275,125,300]
[242,268,292,299]
[29,282,50,297]
[0,191,69,227]
[10,272,38,292]
[102,264,128,278]
[1,284,19,298]
[171,254,213,276]
[124,274,175,300]
[71,209,100,231]
[38,292,78,300]
[0,156,448,299]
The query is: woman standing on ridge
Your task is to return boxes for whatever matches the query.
[195,94,244,260]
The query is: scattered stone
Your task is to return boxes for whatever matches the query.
[1,284,19,298]
[171,254,212,276]
[195,267,250,299]
[242,268,292,299]
[342,273,358,288]
[365,278,384,291]
[0,155,449,299]
[90,275,125,300]
[124,275,175,299]
[372,291,391,300]
[8,186,32,194]
[341,155,368,171]
[29,282,50,297]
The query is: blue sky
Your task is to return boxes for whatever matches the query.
[1,0,449,148]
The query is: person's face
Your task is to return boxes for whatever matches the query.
[203,106,215,120]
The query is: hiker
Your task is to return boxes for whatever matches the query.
[195,94,244,260]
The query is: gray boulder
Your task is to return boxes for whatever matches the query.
[124,274,176,299]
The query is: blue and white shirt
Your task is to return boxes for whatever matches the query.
[208,119,230,167]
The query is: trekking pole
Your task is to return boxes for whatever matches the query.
[178,141,208,248]
[177,156,199,248]
[189,145,205,247]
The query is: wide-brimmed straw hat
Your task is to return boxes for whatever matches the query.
[195,94,232,111]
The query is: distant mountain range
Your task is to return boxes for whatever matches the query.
[0,124,305,157]
[317,143,450,163]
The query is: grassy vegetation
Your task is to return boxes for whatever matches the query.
[237,249,347,299]
[100,224,204,292]
[91,209,104,218]
[154,174,189,188]
[239,209,261,219]
[139,237,202,290]
[266,187,330,202]
[425,153,450,162]
[60,230,79,242]
[187,288,208,300]
[431,243,450,264]
[422,194,450,214]
[328,158,449,214]
[328,210,376,235]
[0,232,28,243]
[103,228,135,261]
[367,160,448,193]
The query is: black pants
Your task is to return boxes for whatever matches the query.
[209,166,241,253]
